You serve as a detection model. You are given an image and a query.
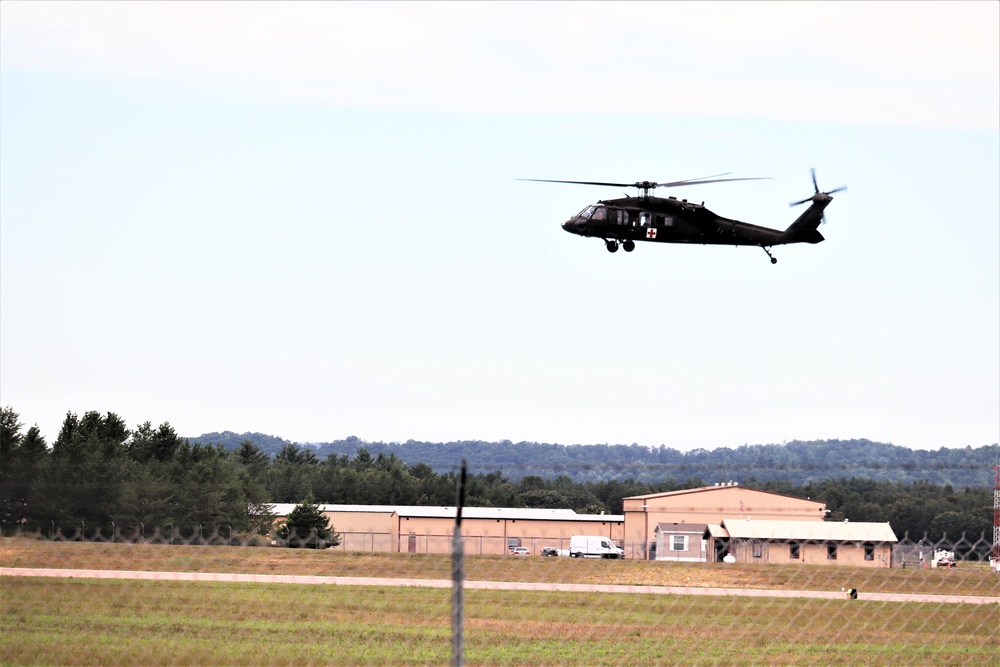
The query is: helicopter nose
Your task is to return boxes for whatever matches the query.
[562,218,584,235]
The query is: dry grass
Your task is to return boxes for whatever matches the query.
[3,538,998,598]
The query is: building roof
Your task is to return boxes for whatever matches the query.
[267,503,623,522]
[655,522,709,535]
[623,485,825,509]
[721,518,898,542]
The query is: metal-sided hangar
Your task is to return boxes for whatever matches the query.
[270,484,897,566]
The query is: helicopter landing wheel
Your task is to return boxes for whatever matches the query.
[605,241,619,253]
[761,245,777,264]
[770,257,777,265]
[622,240,635,252]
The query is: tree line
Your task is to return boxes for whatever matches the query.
[1,407,995,548]
[193,431,998,488]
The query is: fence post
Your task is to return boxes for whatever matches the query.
[452,460,467,667]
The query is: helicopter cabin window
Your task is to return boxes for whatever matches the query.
[640,212,651,227]
[591,207,607,221]
[614,209,627,225]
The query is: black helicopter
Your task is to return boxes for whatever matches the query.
[521,170,845,264]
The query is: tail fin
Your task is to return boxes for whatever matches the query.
[783,199,828,244]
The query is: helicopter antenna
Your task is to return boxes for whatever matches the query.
[517,173,769,198]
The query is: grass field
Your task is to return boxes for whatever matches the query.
[2,539,999,665]
[4,539,999,597]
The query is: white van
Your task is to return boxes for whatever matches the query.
[569,535,624,559]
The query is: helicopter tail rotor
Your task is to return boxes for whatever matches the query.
[790,168,846,206]
[789,169,846,223]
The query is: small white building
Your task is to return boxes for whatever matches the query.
[654,522,709,562]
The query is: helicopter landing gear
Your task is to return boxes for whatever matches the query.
[622,240,635,252]
[761,245,777,264]
[605,240,619,253]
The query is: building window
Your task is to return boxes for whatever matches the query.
[864,543,875,561]
[671,535,687,551]
[789,543,800,560]
[752,543,763,559]
[827,544,838,560]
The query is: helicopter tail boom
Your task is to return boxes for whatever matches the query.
[782,203,826,244]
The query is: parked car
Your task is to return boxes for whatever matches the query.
[935,549,957,568]
[541,547,558,557]
[511,546,530,556]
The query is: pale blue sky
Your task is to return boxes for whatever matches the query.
[2,2,997,451]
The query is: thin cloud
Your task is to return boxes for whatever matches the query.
[2,2,997,126]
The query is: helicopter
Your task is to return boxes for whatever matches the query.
[520,169,845,264]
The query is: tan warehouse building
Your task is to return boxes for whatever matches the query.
[628,485,896,566]
[270,484,897,567]
[624,483,827,559]
[269,504,624,556]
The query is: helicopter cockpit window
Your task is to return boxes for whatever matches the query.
[577,206,595,220]
[591,207,607,221]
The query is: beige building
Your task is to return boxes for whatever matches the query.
[623,483,827,559]
[270,485,898,567]
[269,504,624,556]
[720,518,896,567]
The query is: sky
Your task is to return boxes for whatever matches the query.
[1,1,998,453]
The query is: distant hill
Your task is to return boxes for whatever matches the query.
[186,433,999,489]
[187,431,293,459]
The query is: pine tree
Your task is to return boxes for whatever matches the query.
[277,497,339,548]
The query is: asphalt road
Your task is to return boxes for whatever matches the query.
[3,567,997,605]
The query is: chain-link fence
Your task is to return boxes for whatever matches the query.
[2,526,997,666]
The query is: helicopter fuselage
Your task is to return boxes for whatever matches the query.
[562,194,824,249]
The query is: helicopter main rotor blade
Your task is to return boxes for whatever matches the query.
[516,178,638,188]
[517,174,770,190]
[655,176,771,188]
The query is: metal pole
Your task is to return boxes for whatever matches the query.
[452,459,467,667]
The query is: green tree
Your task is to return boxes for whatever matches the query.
[0,406,23,476]
[277,498,339,548]
[0,407,26,526]
[234,440,270,478]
